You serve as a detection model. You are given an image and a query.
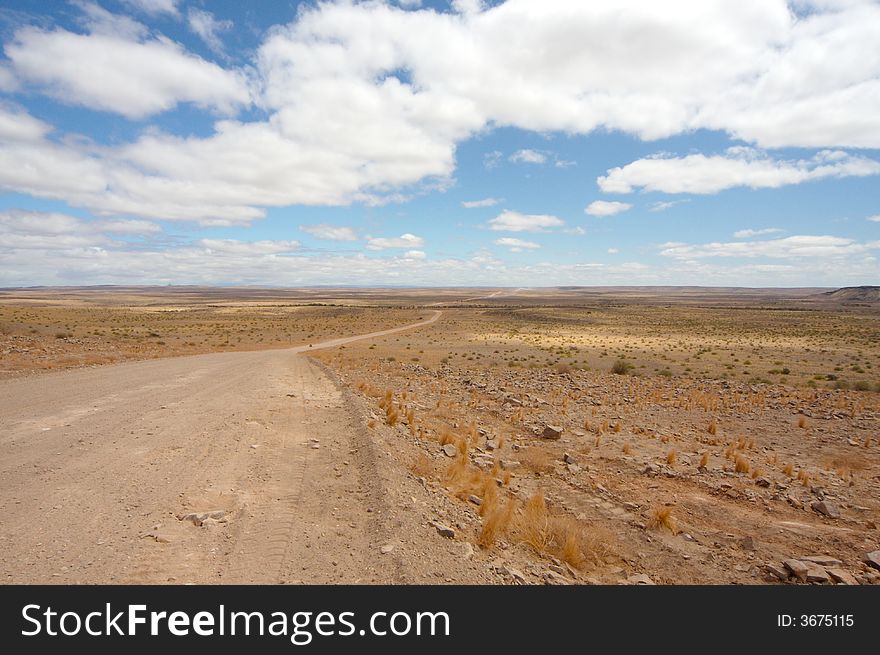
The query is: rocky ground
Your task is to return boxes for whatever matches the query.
[318,354,880,585]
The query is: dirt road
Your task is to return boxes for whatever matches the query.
[0,310,468,584]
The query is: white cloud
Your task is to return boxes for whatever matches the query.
[488,210,564,232]
[734,227,783,238]
[1,0,880,227]
[599,148,880,194]
[6,26,251,119]
[660,235,880,259]
[366,233,425,250]
[483,151,503,170]
[187,8,233,55]
[509,149,547,165]
[74,1,148,39]
[0,209,160,250]
[199,239,300,255]
[649,199,690,212]
[585,200,632,217]
[607,248,619,254]
[565,226,586,236]
[402,249,426,259]
[120,0,179,16]
[299,224,358,241]
[494,237,540,252]
[462,198,500,208]
[868,214,880,222]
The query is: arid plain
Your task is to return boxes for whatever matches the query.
[1,286,878,585]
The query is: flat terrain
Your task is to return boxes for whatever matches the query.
[1,286,878,585]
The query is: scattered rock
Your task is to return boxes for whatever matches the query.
[800,555,842,567]
[563,452,576,465]
[804,563,831,584]
[460,543,474,560]
[142,531,172,543]
[741,535,757,551]
[783,559,809,582]
[380,544,395,554]
[541,425,563,440]
[827,568,859,585]
[467,494,482,506]
[754,477,771,488]
[863,550,880,570]
[765,563,790,581]
[435,524,455,539]
[179,510,227,526]
[627,573,655,585]
[502,565,527,584]
[441,443,458,457]
[811,500,841,518]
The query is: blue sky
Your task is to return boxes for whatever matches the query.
[0,0,878,287]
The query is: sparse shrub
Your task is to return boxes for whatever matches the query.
[782,463,794,476]
[707,420,717,436]
[648,505,677,534]
[797,415,808,429]
[699,452,709,468]
[666,450,677,466]
[735,455,750,474]
[611,359,632,375]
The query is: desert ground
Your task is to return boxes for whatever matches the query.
[1,286,878,585]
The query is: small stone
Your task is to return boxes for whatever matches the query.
[485,439,497,451]
[460,543,474,560]
[627,573,655,585]
[863,550,880,570]
[249,444,259,449]
[468,494,482,506]
[827,568,858,585]
[800,555,842,567]
[765,564,790,581]
[754,477,771,488]
[441,443,458,457]
[435,524,455,539]
[179,510,227,526]
[741,535,757,551]
[542,425,563,440]
[805,563,831,584]
[380,544,395,554]
[783,559,809,582]
[811,500,841,518]
[502,566,526,584]
[563,452,576,465]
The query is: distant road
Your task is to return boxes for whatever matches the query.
[0,310,440,583]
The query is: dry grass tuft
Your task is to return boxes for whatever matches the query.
[734,454,750,474]
[707,420,717,435]
[648,505,677,534]
[666,449,677,466]
[699,452,710,468]
[797,415,808,429]
[622,443,632,455]
[782,463,794,477]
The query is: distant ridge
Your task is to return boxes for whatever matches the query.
[822,286,880,303]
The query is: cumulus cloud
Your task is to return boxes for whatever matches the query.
[120,0,179,17]
[1,0,879,227]
[509,149,547,165]
[199,239,300,255]
[607,248,619,254]
[462,198,500,208]
[494,237,540,252]
[734,227,783,238]
[660,235,880,259]
[488,210,564,232]
[402,249,426,259]
[868,214,880,222]
[585,200,632,217]
[366,233,425,250]
[0,209,159,250]
[5,24,251,119]
[299,224,358,241]
[187,8,233,55]
[598,148,880,194]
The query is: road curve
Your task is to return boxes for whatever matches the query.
[0,310,441,583]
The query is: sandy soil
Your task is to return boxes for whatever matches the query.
[0,310,494,584]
